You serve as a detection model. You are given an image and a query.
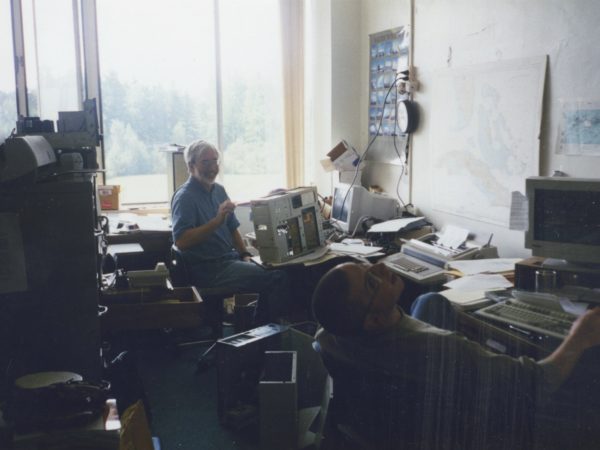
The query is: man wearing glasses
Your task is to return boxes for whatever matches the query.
[312,261,600,449]
[171,140,290,323]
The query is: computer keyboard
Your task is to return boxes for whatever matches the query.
[383,253,446,283]
[475,299,577,339]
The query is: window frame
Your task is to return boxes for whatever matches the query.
[7,0,301,206]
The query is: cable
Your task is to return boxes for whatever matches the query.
[334,74,405,229]
[392,102,408,211]
[350,215,373,238]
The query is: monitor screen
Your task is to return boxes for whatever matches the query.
[331,185,350,223]
[525,177,600,265]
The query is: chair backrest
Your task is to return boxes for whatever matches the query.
[169,245,191,287]
[317,347,423,449]
[318,344,535,450]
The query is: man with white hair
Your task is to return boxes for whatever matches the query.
[171,139,290,323]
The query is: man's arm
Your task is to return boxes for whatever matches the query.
[175,200,236,250]
[539,307,600,389]
[231,229,252,261]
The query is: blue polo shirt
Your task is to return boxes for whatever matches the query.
[171,177,240,264]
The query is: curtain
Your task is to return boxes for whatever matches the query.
[279,0,305,188]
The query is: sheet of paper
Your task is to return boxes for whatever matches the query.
[367,217,425,233]
[439,289,487,305]
[447,258,522,275]
[329,242,383,255]
[444,274,513,291]
[559,298,588,316]
[509,191,528,231]
[437,225,469,249]
[252,245,331,267]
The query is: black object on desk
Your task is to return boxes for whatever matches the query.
[515,257,600,292]
[456,310,557,359]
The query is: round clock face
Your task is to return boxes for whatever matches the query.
[397,100,418,134]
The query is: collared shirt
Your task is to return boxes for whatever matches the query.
[171,176,240,264]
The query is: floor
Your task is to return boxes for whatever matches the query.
[115,327,261,450]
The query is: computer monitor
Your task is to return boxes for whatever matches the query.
[331,184,400,233]
[525,176,600,265]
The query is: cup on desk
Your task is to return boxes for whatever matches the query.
[535,269,557,292]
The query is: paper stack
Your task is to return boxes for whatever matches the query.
[439,289,495,311]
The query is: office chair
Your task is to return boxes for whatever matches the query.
[313,342,422,450]
[168,245,254,369]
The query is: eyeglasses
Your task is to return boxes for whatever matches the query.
[198,158,220,167]
[364,266,383,296]
[362,265,383,319]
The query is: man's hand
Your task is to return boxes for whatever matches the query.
[216,200,236,224]
[568,307,600,350]
[541,307,600,389]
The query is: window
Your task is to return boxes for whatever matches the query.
[0,0,18,140]
[218,0,286,201]
[97,0,218,206]
[97,0,285,206]
[21,0,81,121]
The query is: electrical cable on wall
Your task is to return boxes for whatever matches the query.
[392,93,408,211]
[331,74,404,234]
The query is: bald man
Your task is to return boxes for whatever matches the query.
[312,261,600,449]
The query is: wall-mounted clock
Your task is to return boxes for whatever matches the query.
[397,99,419,134]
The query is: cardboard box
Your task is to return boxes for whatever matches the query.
[325,140,359,172]
[98,185,120,210]
[100,286,204,332]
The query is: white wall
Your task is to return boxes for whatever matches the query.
[323,0,600,257]
[307,0,362,196]
[305,0,333,191]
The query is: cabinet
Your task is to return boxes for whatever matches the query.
[0,180,101,393]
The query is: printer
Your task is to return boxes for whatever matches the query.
[400,233,499,269]
[0,135,56,184]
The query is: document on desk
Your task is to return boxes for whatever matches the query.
[437,225,469,249]
[329,242,383,256]
[439,289,492,311]
[251,245,331,267]
[444,274,513,291]
[367,217,426,233]
[447,258,522,276]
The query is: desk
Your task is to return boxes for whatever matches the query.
[104,212,172,270]
[455,309,558,359]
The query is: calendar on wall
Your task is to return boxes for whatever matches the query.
[368,26,409,138]
[366,27,410,164]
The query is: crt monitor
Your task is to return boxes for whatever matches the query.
[331,184,400,233]
[525,176,600,265]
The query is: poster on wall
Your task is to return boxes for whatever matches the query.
[366,27,409,164]
[429,56,546,227]
[556,100,600,156]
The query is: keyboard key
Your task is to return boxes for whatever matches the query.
[475,300,576,339]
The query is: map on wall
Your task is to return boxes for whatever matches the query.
[429,56,547,226]
[556,100,600,156]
